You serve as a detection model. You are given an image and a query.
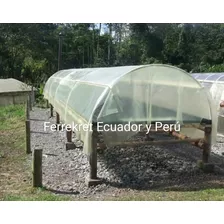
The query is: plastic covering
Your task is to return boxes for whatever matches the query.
[192,73,224,110]
[44,65,217,154]
[192,72,224,135]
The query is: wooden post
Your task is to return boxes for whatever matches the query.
[28,93,32,111]
[202,126,212,163]
[55,112,62,131]
[145,133,154,141]
[85,124,102,187]
[66,128,72,142]
[197,126,214,173]
[50,104,54,117]
[25,120,31,154]
[46,100,49,108]
[25,99,30,120]
[56,112,60,124]
[65,127,76,150]
[32,148,43,188]
[25,98,31,154]
[90,128,98,179]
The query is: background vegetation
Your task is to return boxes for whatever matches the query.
[1,23,224,88]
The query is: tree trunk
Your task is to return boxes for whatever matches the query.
[87,44,90,66]
[97,23,101,60]
[82,46,85,67]
[91,24,96,65]
[108,23,112,65]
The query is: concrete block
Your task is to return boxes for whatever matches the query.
[66,142,76,150]
[85,177,102,187]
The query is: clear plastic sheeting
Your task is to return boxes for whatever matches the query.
[44,65,217,154]
[192,72,224,135]
[192,73,224,111]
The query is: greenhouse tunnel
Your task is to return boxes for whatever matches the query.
[192,72,224,135]
[44,64,217,155]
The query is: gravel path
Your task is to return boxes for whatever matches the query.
[30,107,224,199]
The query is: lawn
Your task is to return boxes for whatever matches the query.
[0,104,69,201]
[1,104,224,201]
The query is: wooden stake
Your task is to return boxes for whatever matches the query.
[202,126,212,163]
[50,104,53,117]
[56,112,60,124]
[32,148,43,188]
[46,100,49,108]
[28,93,32,111]
[25,99,30,120]
[25,120,31,154]
[89,126,98,179]
[66,128,72,142]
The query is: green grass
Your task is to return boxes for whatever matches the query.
[0,104,25,130]
[3,188,71,201]
[0,104,66,201]
[1,104,224,201]
[0,104,25,118]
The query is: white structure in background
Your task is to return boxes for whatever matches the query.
[192,73,224,135]
[0,78,36,106]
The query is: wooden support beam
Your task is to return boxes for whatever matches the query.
[25,99,30,120]
[56,112,60,124]
[134,127,208,150]
[202,126,212,163]
[25,120,31,154]
[46,100,49,108]
[170,130,189,140]
[32,148,43,188]
[50,104,54,117]
[66,129,72,142]
[55,112,62,130]
[139,123,207,133]
[110,137,203,147]
[145,133,155,141]
[65,128,76,150]
[90,128,98,179]
[86,125,102,187]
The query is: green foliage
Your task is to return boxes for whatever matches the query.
[0,104,25,130]
[35,83,48,108]
[1,23,224,85]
